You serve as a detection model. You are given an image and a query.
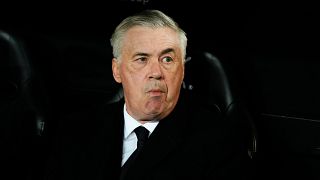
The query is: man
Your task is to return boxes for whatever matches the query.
[45,10,253,180]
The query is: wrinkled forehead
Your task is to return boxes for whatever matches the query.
[121,26,183,54]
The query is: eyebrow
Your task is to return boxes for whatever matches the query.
[132,48,175,59]
[160,48,175,56]
[132,52,149,58]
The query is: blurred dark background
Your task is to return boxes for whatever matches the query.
[1,0,320,179]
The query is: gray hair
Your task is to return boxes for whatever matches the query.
[110,9,187,60]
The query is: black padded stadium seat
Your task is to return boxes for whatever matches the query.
[51,40,122,113]
[183,51,257,159]
[0,30,50,180]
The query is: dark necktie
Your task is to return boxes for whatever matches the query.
[120,126,149,179]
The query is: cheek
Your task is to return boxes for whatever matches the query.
[122,66,145,89]
[174,67,184,84]
[168,73,184,95]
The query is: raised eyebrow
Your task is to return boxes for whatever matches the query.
[160,48,175,56]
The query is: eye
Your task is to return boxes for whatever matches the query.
[135,57,148,63]
[161,56,173,63]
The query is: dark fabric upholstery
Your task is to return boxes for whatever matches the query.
[183,51,257,159]
[0,30,49,180]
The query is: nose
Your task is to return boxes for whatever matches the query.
[148,60,163,80]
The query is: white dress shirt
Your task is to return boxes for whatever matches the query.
[121,104,159,166]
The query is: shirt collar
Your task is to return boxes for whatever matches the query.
[123,104,159,139]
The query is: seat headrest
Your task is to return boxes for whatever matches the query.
[183,51,234,113]
[0,30,32,102]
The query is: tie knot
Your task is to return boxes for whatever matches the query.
[134,126,149,150]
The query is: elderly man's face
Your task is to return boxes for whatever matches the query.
[112,26,185,122]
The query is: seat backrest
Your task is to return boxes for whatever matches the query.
[183,51,257,159]
[0,30,46,134]
[0,30,49,180]
[183,52,233,111]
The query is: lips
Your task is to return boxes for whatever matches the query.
[147,89,165,96]
[148,89,163,93]
[144,82,167,94]
[145,85,167,93]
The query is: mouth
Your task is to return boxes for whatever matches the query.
[147,89,165,96]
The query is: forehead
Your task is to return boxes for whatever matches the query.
[122,26,181,52]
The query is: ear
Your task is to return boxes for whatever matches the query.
[112,58,122,83]
[182,61,185,79]
[181,59,185,81]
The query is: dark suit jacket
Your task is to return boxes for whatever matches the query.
[45,93,254,180]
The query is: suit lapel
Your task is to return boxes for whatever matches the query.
[124,100,188,179]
